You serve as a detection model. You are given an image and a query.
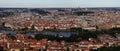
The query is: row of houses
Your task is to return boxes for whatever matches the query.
[98,34,120,47]
[0,33,106,51]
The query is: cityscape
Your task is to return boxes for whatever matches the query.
[0,0,120,51]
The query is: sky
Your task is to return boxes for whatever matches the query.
[0,0,120,8]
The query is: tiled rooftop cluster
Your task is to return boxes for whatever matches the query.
[0,9,120,31]
[0,33,120,51]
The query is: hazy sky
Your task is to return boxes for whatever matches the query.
[0,0,120,8]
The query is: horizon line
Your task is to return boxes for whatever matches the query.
[0,7,120,8]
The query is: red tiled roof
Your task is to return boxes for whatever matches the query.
[26,49,38,51]
[9,43,29,49]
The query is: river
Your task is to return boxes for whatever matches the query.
[0,30,75,37]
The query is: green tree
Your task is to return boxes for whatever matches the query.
[66,46,70,51]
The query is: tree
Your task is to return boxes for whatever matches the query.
[0,46,3,51]
[66,46,70,51]
[7,34,16,40]
[90,46,120,51]
[21,27,28,31]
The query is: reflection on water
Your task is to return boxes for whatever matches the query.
[1,30,18,34]
[0,30,75,37]
[41,30,71,37]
